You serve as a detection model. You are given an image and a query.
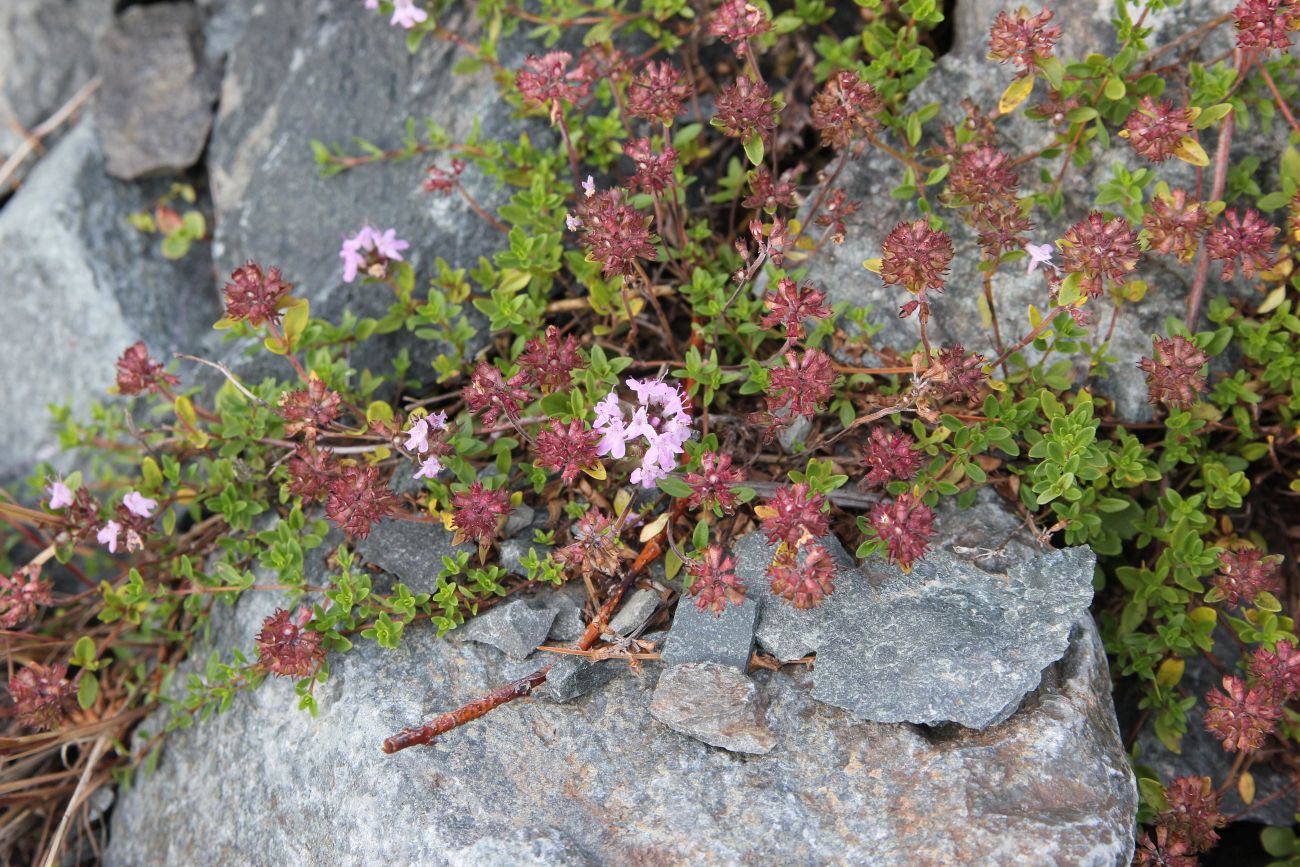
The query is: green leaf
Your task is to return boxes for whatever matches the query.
[743,132,765,167]
[1261,826,1297,857]
[657,476,694,498]
[77,673,99,710]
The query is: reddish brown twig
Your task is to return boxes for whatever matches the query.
[381,504,680,754]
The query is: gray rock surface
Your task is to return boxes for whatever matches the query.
[544,654,621,703]
[107,579,1136,865]
[742,532,857,662]
[0,119,218,483]
[0,0,110,193]
[93,3,217,179]
[203,0,510,382]
[649,662,775,754]
[353,518,470,591]
[661,583,757,671]
[527,580,585,642]
[605,587,660,636]
[456,599,557,661]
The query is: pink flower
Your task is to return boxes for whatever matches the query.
[413,455,443,480]
[565,212,581,231]
[46,480,74,510]
[390,0,427,29]
[365,0,378,8]
[593,378,692,487]
[98,521,122,553]
[340,225,410,282]
[1025,242,1056,274]
[123,491,157,518]
[582,175,596,197]
[404,416,432,454]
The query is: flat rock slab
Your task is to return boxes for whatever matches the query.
[456,599,556,661]
[606,587,660,636]
[661,585,757,671]
[353,518,471,592]
[650,662,774,754]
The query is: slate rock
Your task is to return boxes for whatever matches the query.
[456,599,556,662]
[446,828,594,867]
[94,3,217,179]
[661,583,757,672]
[107,583,1135,864]
[203,0,513,383]
[544,654,620,703]
[743,532,856,662]
[353,518,470,592]
[812,544,1096,729]
[0,0,110,194]
[650,662,775,755]
[0,119,218,484]
[606,587,660,636]
[525,579,584,643]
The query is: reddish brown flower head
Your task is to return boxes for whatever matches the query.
[624,139,678,195]
[689,546,747,616]
[811,71,882,149]
[535,419,601,483]
[1030,89,1081,128]
[1138,336,1208,410]
[1159,776,1224,854]
[1233,0,1300,51]
[517,326,583,392]
[709,0,771,55]
[627,61,691,125]
[115,341,179,396]
[762,277,832,340]
[1250,640,1300,702]
[880,220,954,295]
[515,51,590,111]
[987,7,1061,72]
[767,541,836,609]
[862,427,924,488]
[0,566,52,630]
[868,493,934,569]
[948,146,1019,205]
[714,76,779,143]
[1059,212,1140,297]
[1205,207,1279,280]
[1204,674,1281,752]
[278,376,342,442]
[972,202,1031,258]
[683,451,747,514]
[812,189,862,245]
[423,159,467,194]
[760,482,828,547]
[58,487,102,544]
[325,464,395,539]
[9,664,76,731]
[464,362,531,427]
[1134,827,1198,867]
[256,607,325,679]
[223,261,292,327]
[576,189,658,277]
[743,167,800,212]
[933,344,989,404]
[1143,189,1213,262]
[767,349,835,418]
[450,481,511,549]
[286,445,335,502]
[579,44,630,84]
[556,509,624,579]
[1121,98,1196,163]
[1213,547,1283,607]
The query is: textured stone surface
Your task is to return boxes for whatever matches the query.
[650,662,775,754]
[0,120,218,483]
[544,654,621,704]
[527,580,585,642]
[94,3,217,179]
[742,532,856,662]
[606,587,660,636]
[203,0,511,382]
[456,599,557,662]
[107,579,1136,865]
[661,584,757,671]
[0,0,111,193]
[353,518,470,592]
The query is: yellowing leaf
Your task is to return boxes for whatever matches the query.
[1239,770,1256,805]
[1156,657,1185,689]
[639,512,670,542]
[977,293,993,328]
[582,462,607,481]
[1259,285,1288,314]
[281,298,310,350]
[999,75,1035,115]
[753,505,778,520]
[1175,137,1210,167]
[862,258,882,273]
[613,489,633,520]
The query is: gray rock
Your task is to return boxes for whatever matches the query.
[456,599,556,662]
[661,582,757,672]
[504,504,536,538]
[0,0,110,194]
[743,532,856,662]
[0,119,219,483]
[93,4,217,179]
[776,414,811,453]
[107,582,1135,864]
[606,587,660,636]
[525,580,585,643]
[446,828,594,867]
[353,518,470,592]
[812,544,1096,728]
[544,655,620,703]
[204,0,511,382]
[650,662,775,755]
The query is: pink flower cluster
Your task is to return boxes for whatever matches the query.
[404,411,449,480]
[364,0,427,30]
[339,225,410,282]
[594,378,692,487]
[97,490,157,553]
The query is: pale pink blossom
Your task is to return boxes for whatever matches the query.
[582,175,596,197]
[125,530,144,552]
[123,490,157,518]
[98,521,122,553]
[340,225,410,282]
[46,480,73,510]
[1025,242,1057,275]
[593,378,692,487]
[404,417,431,454]
[390,0,427,29]
[414,456,443,479]
[565,212,581,231]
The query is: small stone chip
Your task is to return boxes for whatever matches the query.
[649,662,774,754]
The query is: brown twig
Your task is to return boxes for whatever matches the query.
[0,78,100,193]
[1186,58,1239,327]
